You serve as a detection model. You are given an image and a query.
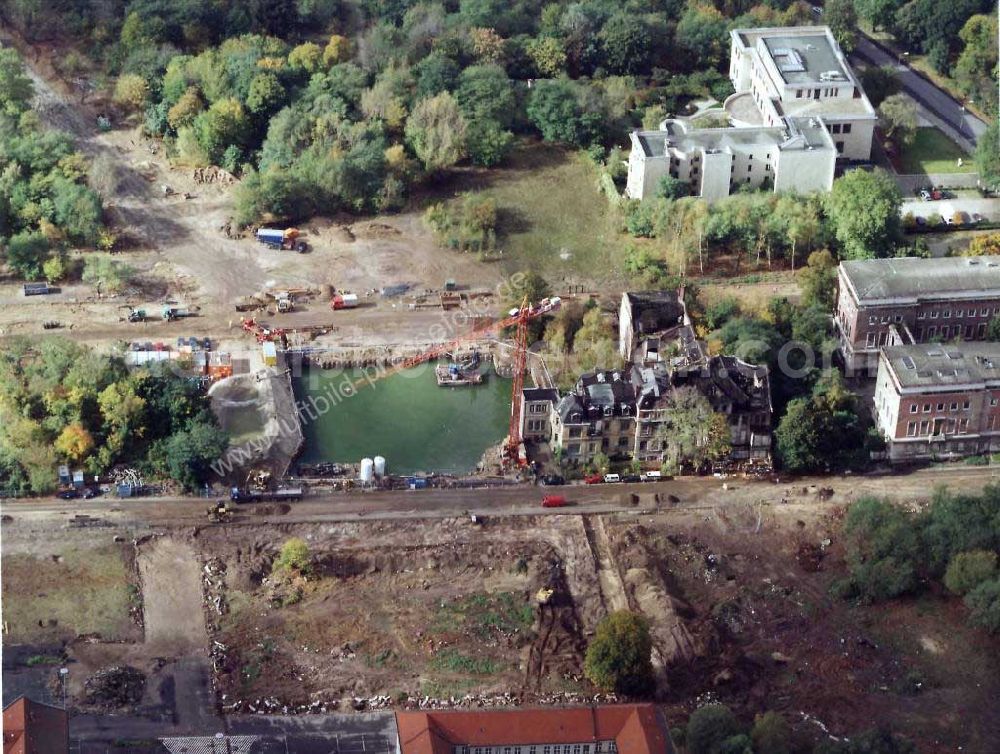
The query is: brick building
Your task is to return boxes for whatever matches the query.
[874,342,1000,461]
[395,704,675,754]
[3,697,69,754]
[836,256,1000,373]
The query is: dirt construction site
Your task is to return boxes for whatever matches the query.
[4,471,1000,752]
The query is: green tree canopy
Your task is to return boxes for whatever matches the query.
[0,47,33,116]
[583,610,654,696]
[826,169,902,259]
[944,550,998,595]
[840,497,922,602]
[405,91,467,172]
[686,704,742,754]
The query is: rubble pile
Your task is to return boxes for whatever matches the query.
[84,665,145,708]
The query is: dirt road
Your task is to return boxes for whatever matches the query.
[138,538,209,653]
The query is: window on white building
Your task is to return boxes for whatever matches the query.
[843,124,852,134]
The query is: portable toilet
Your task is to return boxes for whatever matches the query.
[374,456,386,478]
[262,341,277,367]
[58,465,70,486]
[72,470,85,489]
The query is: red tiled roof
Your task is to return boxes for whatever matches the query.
[3,697,69,754]
[396,704,673,754]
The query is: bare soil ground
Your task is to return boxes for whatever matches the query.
[1,542,140,644]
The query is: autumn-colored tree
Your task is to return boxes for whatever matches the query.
[470,27,505,65]
[55,423,95,461]
[113,73,150,112]
[288,42,323,73]
[167,87,204,130]
[965,234,1000,257]
[323,34,352,67]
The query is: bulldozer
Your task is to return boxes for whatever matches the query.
[207,500,233,523]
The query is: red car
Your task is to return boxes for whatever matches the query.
[584,473,604,484]
[541,495,568,508]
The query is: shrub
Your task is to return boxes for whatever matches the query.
[965,578,1000,633]
[274,538,312,575]
[583,610,654,696]
[686,704,742,754]
[945,550,998,595]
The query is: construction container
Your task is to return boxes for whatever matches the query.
[374,455,386,477]
[262,341,277,367]
[208,353,233,380]
[359,457,374,483]
[405,476,428,490]
[331,293,359,310]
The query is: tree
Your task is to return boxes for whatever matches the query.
[826,169,902,259]
[840,497,921,602]
[42,254,66,282]
[288,42,323,73]
[455,65,515,127]
[599,13,652,75]
[944,550,998,595]
[583,610,654,696]
[655,176,690,200]
[113,73,150,113]
[465,120,514,167]
[965,578,1000,633]
[751,712,791,754]
[878,94,918,145]
[953,15,998,116]
[655,387,731,471]
[0,47,33,116]
[675,5,729,69]
[156,419,229,491]
[527,79,601,147]
[975,121,1000,193]
[776,370,866,473]
[988,317,1000,342]
[414,52,459,99]
[405,92,467,172]
[54,423,95,462]
[962,233,1000,256]
[686,704,742,754]
[273,537,313,575]
[859,66,900,108]
[246,72,286,114]
[920,486,1000,576]
[855,0,905,31]
[470,27,506,65]
[526,36,567,77]
[4,231,50,280]
[194,98,250,164]
[825,0,858,52]
[51,178,102,244]
[778,195,821,271]
[167,86,204,130]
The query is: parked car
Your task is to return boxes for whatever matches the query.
[584,473,604,484]
[541,494,568,508]
[972,213,984,223]
[82,487,102,499]
[931,188,943,200]
[603,473,622,483]
[540,474,565,486]
[58,489,79,499]
[919,189,931,201]
[622,474,642,483]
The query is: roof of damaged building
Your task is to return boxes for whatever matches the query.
[522,387,559,403]
[674,356,772,412]
[625,291,686,335]
[395,705,673,754]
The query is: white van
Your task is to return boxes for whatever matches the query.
[603,473,621,483]
[641,471,662,482]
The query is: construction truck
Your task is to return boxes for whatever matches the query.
[276,293,293,313]
[120,305,147,323]
[206,500,233,522]
[256,227,308,253]
[330,293,359,310]
[162,305,195,321]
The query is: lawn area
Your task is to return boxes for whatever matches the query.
[898,128,975,175]
[449,142,629,284]
[2,545,139,644]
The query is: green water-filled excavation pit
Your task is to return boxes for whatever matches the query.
[292,364,512,475]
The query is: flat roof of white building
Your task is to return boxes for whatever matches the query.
[842,256,1000,304]
[633,116,833,158]
[761,32,848,85]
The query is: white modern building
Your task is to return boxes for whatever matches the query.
[626,26,877,203]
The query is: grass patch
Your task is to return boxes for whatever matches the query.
[429,649,501,675]
[25,654,62,666]
[898,128,974,175]
[431,591,535,639]
[2,545,137,643]
[448,142,629,282]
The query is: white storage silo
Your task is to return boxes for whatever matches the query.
[374,456,386,477]
[359,457,374,484]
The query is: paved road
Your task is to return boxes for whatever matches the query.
[851,35,988,149]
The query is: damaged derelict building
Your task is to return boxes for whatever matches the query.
[522,290,772,471]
